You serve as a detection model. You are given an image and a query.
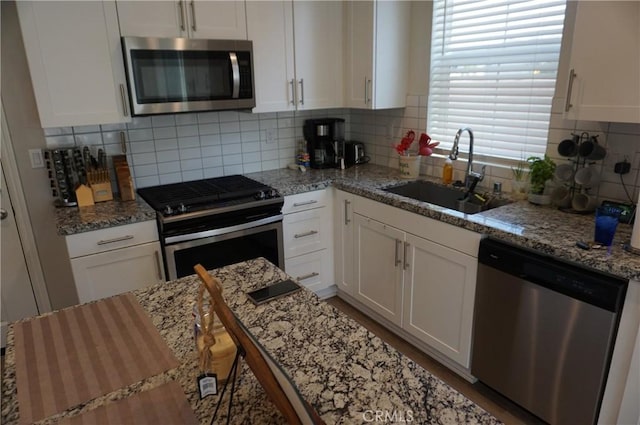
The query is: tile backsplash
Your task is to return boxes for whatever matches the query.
[44,96,640,206]
[44,109,349,190]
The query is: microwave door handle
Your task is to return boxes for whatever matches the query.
[230,52,240,99]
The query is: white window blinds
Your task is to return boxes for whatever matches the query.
[427,0,566,161]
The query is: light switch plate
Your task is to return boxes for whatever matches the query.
[28,149,44,168]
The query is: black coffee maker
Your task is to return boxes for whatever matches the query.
[303,118,345,169]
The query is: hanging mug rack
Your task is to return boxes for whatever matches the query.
[552,131,605,214]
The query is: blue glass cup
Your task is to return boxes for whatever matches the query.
[594,206,622,247]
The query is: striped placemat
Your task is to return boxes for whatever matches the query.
[57,381,198,425]
[13,293,179,424]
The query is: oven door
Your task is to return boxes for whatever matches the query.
[163,217,284,280]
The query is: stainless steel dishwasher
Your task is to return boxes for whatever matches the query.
[472,238,627,425]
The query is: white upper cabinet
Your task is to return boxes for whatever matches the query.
[17,1,131,127]
[292,1,344,110]
[345,0,411,109]
[564,1,640,123]
[246,1,295,113]
[246,0,343,112]
[116,1,247,40]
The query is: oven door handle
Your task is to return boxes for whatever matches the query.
[164,214,283,245]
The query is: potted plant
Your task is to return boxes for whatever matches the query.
[510,160,528,200]
[526,155,556,204]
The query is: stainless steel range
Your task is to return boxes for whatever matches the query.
[137,175,284,280]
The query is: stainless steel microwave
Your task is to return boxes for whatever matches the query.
[121,37,255,115]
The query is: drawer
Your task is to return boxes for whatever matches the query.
[283,208,327,258]
[285,250,332,295]
[283,189,327,214]
[66,220,158,258]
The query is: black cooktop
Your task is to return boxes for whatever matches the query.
[137,175,273,212]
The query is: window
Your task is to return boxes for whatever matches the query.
[427,0,567,162]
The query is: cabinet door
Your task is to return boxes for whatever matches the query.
[292,0,343,109]
[353,214,404,326]
[334,190,354,295]
[246,1,296,113]
[116,1,184,37]
[17,1,131,127]
[345,1,373,108]
[70,242,164,303]
[565,2,640,123]
[402,233,478,368]
[189,1,247,40]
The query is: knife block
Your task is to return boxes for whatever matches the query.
[87,170,113,202]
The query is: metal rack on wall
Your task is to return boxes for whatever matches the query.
[553,131,606,214]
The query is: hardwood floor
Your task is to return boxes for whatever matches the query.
[326,296,545,425]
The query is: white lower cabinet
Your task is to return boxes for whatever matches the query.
[353,214,404,326]
[337,190,481,372]
[66,221,164,303]
[70,242,163,303]
[282,189,335,298]
[402,234,478,368]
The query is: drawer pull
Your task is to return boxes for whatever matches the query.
[293,200,318,207]
[297,272,319,281]
[344,200,351,225]
[96,235,134,245]
[294,230,318,239]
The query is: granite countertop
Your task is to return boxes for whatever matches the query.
[53,164,640,280]
[1,258,501,424]
[55,197,155,236]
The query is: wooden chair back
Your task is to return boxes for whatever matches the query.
[194,264,325,425]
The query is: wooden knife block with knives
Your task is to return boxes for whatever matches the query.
[113,155,135,201]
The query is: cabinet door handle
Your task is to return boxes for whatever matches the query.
[119,131,127,154]
[189,0,197,31]
[364,76,368,105]
[403,242,410,270]
[395,239,402,267]
[298,79,305,105]
[367,79,372,104]
[289,79,296,106]
[178,1,186,31]
[96,235,134,245]
[293,200,317,207]
[119,84,129,117]
[154,250,163,280]
[296,272,319,281]
[294,230,318,239]
[344,200,351,225]
[565,68,576,112]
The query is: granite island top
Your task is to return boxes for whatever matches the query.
[1,258,501,425]
[54,164,640,281]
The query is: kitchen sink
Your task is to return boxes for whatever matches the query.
[383,180,510,214]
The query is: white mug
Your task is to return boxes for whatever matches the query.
[551,186,572,208]
[572,193,598,212]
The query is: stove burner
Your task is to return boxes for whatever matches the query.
[137,175,281,218]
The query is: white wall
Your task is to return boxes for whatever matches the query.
[1,1,77,309]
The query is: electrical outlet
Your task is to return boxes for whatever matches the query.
[265,128,276,144]
[28,149,44,168]
[614,161,631,174]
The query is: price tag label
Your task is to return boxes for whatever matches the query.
[197,373,218,399]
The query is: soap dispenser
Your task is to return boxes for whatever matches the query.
[442,157,453,184]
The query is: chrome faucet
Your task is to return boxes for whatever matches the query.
[448,127,486,189]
